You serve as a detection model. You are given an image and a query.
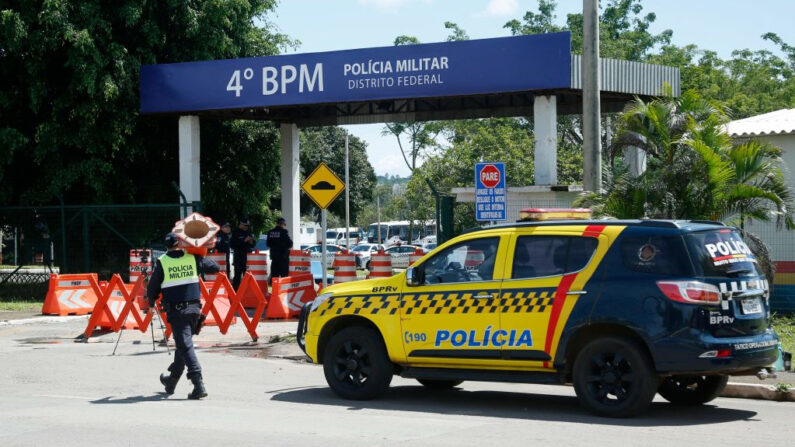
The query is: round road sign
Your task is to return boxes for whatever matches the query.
[480,164,501,188]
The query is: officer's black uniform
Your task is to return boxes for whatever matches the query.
[146,238,219,399]
[266,220,293,279]
[215,225,232,276]
[230,221,256,289]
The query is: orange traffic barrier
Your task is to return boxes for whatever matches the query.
[129,249,153,284]
[266,273,316,319]
[465,249,485,271]
[83,275,156,337]
[288,249,310,276]
[42,274,100,316]
[367,250,393,279]
[332,249,357,283]
[249,251,269,295]
[200,281,237,326]
[204,253,227,282]
[409,248,424,267]
[199,272,268,341]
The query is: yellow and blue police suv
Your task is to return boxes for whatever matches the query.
[297,213,779,417]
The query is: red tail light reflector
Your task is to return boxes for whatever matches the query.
[657,281,721,305]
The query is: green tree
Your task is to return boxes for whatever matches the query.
[0,1,292,233]
[299,127,376,224]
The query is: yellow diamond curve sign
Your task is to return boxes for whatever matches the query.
[301,162,346,210]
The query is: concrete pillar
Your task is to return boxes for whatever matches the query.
[178,116,201,215]
[533,95,558,185]
[582,0,602,192]
[280,123,300,242]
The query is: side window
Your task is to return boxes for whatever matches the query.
[422,237,499,284]
[620,235,689,276]
[512,236,598,279]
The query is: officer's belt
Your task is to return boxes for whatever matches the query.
[162,300,201,312]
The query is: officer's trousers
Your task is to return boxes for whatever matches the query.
[166,304,202,380]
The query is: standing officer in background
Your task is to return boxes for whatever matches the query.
[230,217,256,289]
[146,233,219,400]
[267,217,293,280]
[215,222,232,277]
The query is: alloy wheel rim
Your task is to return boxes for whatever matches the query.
[584,351,635,405]
[333,340,371,387]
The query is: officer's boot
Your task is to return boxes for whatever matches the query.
[187,376,207,400]
[159,369,181,395]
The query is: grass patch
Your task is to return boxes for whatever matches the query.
[268,333,298,344]
[0,301,41,312]
[772,314,795,354]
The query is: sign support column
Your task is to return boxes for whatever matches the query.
[301,162,346,290]
[178,116,201,217]
[280,123,300,241]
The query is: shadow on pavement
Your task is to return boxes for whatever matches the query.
[90,393,176,404]
[271,385,758,426]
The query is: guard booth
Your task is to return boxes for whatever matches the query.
[139,31,679,240]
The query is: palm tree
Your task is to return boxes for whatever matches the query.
[577,89,794,233]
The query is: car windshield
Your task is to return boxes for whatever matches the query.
[685,229,761,277]
[325,231,337,238]
[352,245,370,252]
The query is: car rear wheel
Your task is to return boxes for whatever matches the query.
[658,375,728,405]
[323,326,393,400]
[416,379,463,389]
[573,336,658,418]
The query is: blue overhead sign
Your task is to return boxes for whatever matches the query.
[475,162,506,222]
[140,32,571,114]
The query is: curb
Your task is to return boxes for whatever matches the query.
[722,382,795,402]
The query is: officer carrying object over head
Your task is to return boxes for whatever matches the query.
[230,217,256,290]
[267,217,293,280]
[146,232,220,400]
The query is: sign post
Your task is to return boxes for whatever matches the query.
[301,163,346,288]
[475,162,506,222]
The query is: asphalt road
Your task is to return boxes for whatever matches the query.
[1,316,793,446]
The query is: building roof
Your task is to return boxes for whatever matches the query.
[725,108,795,137]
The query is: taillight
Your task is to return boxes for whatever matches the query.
[657,281,721,305]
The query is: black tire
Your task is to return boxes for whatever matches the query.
[658,375,728,405]
[417,379,463,389]
[573,336,658,418]
[323,326,393,400]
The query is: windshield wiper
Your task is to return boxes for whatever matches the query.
[726,267,753,277]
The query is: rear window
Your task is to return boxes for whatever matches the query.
[620,235,690,276]
[685,229,760,277]
[512,236,598,279]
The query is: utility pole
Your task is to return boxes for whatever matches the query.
[344,134,350,248]
[582,0,602,193]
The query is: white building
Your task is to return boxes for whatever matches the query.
[726,109,795,312]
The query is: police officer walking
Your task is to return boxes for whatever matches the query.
[146,233,219,399]
[230,217,256,290]
[267,217,293,280]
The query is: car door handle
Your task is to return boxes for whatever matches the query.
[567,290,587,295]
[473,294,494,299]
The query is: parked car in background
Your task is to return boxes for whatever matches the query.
[384,244,421,269]
[306,244,344,268]
[421,242,437,254]
[351,243,385,269]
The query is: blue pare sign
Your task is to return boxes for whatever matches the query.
[475,162,506,221]
[139,32,571,114]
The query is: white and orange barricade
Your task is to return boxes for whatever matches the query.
[409,248,424,267]
[288,249,310,276]
[332,249,357,283]
[266,273,316,319]
[248,251,269,294]
[367,250,393,279]
[464,249,485,271]
[83,275,151,336]
[203,252,227,282]
[129,249,153,284]
[42,273,100,316]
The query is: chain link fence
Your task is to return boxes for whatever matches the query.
[0,203,199,300]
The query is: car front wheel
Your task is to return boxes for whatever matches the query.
[323,326,393,400]
[573,336,658,418]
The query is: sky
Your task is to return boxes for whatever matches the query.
[271,0,795,177]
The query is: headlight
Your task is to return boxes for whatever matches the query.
[311,292,333,311]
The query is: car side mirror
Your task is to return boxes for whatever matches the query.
[406,266,423,286]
